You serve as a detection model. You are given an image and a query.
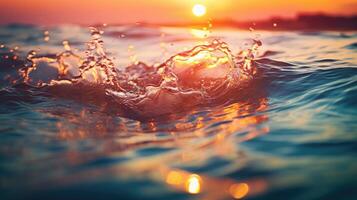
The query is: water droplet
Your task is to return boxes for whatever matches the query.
[62,41,71,51]
[43,31,50,42]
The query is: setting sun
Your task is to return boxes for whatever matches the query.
[192,4,206,17]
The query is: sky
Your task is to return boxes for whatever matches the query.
[0,0,357,25]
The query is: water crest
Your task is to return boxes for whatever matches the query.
[17,27,262,119]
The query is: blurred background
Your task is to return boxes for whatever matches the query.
[0,0,356,25]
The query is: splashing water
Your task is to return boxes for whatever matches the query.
[1,24,356,200]
[17,27,262,119]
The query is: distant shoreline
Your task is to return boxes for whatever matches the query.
[2,13,357,31]
[157,13,357,31]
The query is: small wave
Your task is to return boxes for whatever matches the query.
[345,42,357,50]
[7,27,264,120]
[259,50,282,57]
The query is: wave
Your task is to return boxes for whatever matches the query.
[5,27,265,120]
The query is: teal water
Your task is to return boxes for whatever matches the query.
[0,24,357,199]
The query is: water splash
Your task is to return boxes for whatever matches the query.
[16,27,262,119]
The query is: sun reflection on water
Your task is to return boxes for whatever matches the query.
[166,170,202,194]
[190,28,210,39]
[161,166,266,199]
[229,183,250,199]
[46,92,269,199]
[186,174,201,194]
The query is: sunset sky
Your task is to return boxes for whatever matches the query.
[0,0,357,25]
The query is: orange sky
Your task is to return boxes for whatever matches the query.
[0,0,356,24]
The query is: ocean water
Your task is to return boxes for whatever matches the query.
[0,24,357,200]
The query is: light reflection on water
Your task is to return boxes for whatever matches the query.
[0,25,357,200]
[4,89,269,199]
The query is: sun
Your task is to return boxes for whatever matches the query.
[192,4,206,17]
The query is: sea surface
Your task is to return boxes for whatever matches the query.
[0,24,357,200]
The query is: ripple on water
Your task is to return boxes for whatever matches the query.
[0,25,356,200]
